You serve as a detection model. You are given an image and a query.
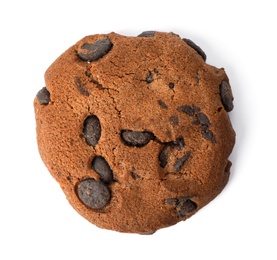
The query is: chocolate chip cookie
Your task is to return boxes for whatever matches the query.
[34,31,235,234]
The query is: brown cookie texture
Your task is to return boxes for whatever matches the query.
[34,31,236,234]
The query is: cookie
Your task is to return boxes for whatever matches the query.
[34,31,235,234]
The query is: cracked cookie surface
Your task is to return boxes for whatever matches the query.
[34,31,235,234]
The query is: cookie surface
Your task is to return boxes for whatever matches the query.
[34,31,235,233]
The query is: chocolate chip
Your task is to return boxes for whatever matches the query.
[121,130,154,147]
[196,112,210,126]
[74,77,89,96]
[169,82,175,89]
[165,198,178,205]
[169,116,179,125]
[141,231,156,235]
[146,71,154,83]
[182,38,207,61]
[159,144,170,168]
[172,137,185,150]
[177,199,197,218]
[193,105,200,113]
[131,172,141,180]
[159,137,185,168]
[220,81,234,112]
[83,115,101,146]
[137,31,156,37]
[158,100,168,109]
[174,151,191,172]
[224,160,232,174]
[36,87,50,105]
[91,156,113,184]
[165,196,197,218]
[177,105,194,116]
[77,38,113,61]
[201,126,216,142]
[77,179,110,209]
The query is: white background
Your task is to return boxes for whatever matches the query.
[1,0,276,259]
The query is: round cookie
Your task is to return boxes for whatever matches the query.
[34,31,235,234]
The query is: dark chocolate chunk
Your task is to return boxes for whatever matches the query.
[224,160,232,174]
[220,81,234,112]
[146,71,154,83]
[201,126,216,142]
[36,87,50,105]
[137,31,156,37]
[91,156,113,184]
[121,130,154,147]
[77,38,113,61]
[174,151,191,172]
[131,172,141,180]
[196,112,210,126]
[77,179,110,209]
[165,198,178,205]
[177,196,191,203]
[177,199,197,218]
[182,38,207,61]
[74,77,89,96]
[177,105,194,116]
[159,144,170,168]
[172,137,185,150]
[159,137,185,168]
[83,115,101,146]
[169,116,179,125]
[169,82,175,89]
[141,231,156,235]
[158,100,168,109]
[166,196,197,218]
[193,105,200,113]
